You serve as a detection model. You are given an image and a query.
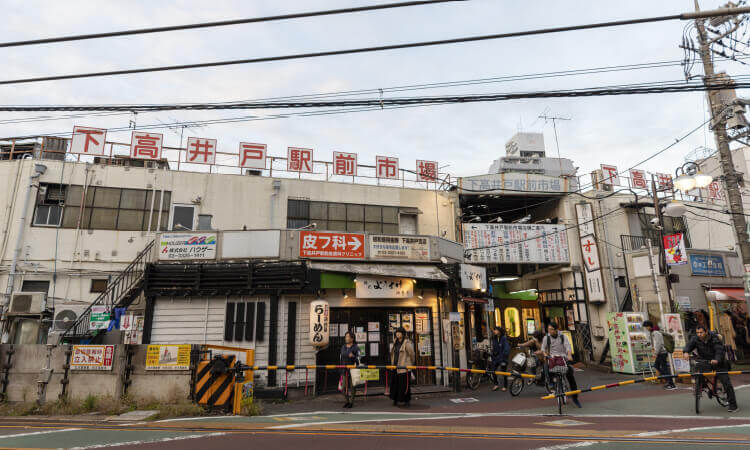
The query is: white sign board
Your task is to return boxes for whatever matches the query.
[460,264,487,291]
[159,233,217,260]
[309,300,330,347]
[575,203,605,303]
[369,235,430,261]
[221,230,280,259]
[600,164,620,186]
[463,223,570,264]
[71,345,115,371]
[69,126,107,156]
[355,276,414,299]
[459,173,571,194]
[89,305,110,330]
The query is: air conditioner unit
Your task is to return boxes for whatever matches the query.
[52,304,87,332]
[7,292,46,315]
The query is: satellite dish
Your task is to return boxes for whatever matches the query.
[53,309,78,331]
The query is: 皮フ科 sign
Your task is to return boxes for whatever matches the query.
[71,345,115,371]
[159,233,217,260]
[145,345,191,370]
[299,231,365,259]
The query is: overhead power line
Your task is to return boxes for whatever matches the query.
[1,78,748,112]
[0,1,463,48]
[2,6,749,86]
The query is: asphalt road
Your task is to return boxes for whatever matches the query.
[2,369,750,449]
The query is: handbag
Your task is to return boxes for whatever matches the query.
[350,368,363,386]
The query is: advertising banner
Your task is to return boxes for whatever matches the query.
[159,233,217,260]
[463,223,569,264]
[369,235,430,261]
[663,233,687,266]
[89,305,110,330]
[145,344,191,370]
[299,231,365,259]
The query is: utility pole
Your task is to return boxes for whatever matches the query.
[650,174,674,320]
[693,1,750,315]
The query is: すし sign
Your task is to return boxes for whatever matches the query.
[145,345,191,370]
[159,233,217,260]
[309,300,330,347]
[71,345,115,371]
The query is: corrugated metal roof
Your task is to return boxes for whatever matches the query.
[308,262,449,281]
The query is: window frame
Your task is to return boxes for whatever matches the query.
[90,279,109,293]
[170,204,197,231]
[286,199,412,234]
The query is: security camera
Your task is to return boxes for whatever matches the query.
[649,217,660,225]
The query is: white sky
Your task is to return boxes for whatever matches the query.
[1,0,746,180]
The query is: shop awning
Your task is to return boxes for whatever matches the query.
[308,262,449,281]
[706,287,745,301]
[461,297,488,304]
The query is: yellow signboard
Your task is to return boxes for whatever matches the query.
[146,344,191,370]
[360,368,379,381]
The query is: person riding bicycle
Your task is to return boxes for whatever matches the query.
[683,324,738,412]
[490,327,510,391]
[643,320,677,390]
[519,330,545,359]
[542,323,582,408]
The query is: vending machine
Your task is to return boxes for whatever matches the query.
[607,312,652,374]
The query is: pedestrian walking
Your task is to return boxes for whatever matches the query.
[339,331,360,408]
[389,327,415,406]
[490,326,510,391]
[643,320,677,390]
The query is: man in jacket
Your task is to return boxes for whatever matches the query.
[490,327,510,391]
[542,323,582,408]
[643,320,676,390]
[684,325,738,412]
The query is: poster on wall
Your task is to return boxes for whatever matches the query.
[368,332,380,342]
[388,314,400,331]
[159,233,217,260]
[663,313,687,349]
[663,233,687,266]
[402,314,413,332]
[370,343,379,357]
[414,311,430,334]
[71,345,115,371]
[145,345,191,370]
[89,306,110,330]
[418,335,432,356]
[368,322,380,332]
[357,343,367,357]
[356,331,367,342]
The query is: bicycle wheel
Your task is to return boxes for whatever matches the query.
[714,380,729,407]
[694,376,702,415]
[510,377,524,396]
[466,367,481,390]
[556,378,564,415]
[561,376,570,405]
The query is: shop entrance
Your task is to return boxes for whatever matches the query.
[315,307,436,394]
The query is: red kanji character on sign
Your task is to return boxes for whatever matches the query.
[239,142,266,169]
[70,126,107,155]
[629,169,647,189]
[708,181,722,200]
[376,156,399,179]
[287,147,313,173]
[333,152,357,176]
[600,164,620,186]
[186,137,217,165]
[417,160,438,182]
[656,173,673,190]
[130,131,163,160]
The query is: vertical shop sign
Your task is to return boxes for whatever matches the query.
[309,300,330,347]
[460,264,487,291]
[575,203,605,302]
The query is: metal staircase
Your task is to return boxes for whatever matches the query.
[61,240,154,343]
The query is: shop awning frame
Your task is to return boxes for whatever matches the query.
[308,262,449,281]
[704,286,745,301]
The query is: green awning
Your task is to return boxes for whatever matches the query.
[491,283,538,301]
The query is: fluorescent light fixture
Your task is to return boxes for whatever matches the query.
[491,276,519,282]
[694,172,713,189]
[509,289,537,295]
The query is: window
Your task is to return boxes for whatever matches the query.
[399,214,417,235]
[21,280,50,294]
[171,205,195,230]
[35,184,171,231]
[198,214,213,230]
[90,279,108,293]
[286,199,407,233]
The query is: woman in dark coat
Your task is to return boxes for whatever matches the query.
[340,331,360,408]
[389,327,415,406]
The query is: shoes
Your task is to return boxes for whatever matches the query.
[573,398,582,408]
[501,387,507,392]
[728,406,739,413]
[665,385,678,390]
[492,386,499,391]
[343,402,353,408]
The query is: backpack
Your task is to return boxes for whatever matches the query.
[661,332,675,353]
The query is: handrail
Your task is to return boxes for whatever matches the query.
[62,240,154,340]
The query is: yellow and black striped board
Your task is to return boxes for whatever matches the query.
[195,355,236,409]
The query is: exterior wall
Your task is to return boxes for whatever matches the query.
[0,158,456,321]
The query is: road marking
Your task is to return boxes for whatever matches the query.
[634,423,750,437]
[449,398,479,403]
[0,428,80,439]
[69,432,227,449]
[270,413,481,429]
[538,419,592,427]
[535,443,597,450]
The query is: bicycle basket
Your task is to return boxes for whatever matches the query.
[527,356,537,368]
[512,352,526,366]
[548,356,568,374]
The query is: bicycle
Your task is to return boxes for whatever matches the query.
[691,357,728,415]
[548,356,570,415]
[509,349,549,396]
[466,349,494,390]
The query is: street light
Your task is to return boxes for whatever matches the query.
[674,161,713,192]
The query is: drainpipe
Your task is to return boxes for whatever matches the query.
[1,163,47,341]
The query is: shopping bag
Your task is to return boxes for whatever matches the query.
[338,376,344,392]
[350,369,364,386]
